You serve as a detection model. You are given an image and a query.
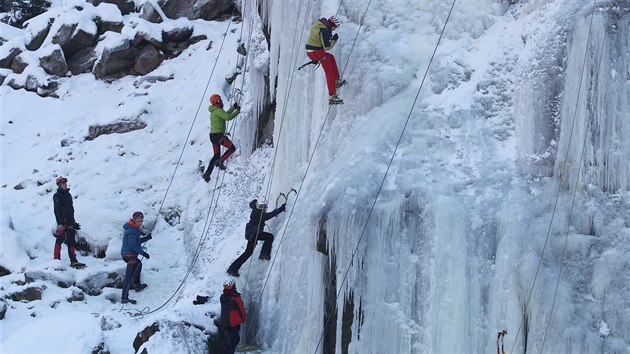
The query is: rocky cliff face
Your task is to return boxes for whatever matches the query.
[0,0,238,97]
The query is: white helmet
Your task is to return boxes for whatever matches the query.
[256,197,268,210]
[224,279,236,289]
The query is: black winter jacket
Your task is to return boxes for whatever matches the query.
[245,199,283,237]
[53,188,75,226]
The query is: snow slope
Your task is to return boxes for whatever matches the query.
[1,0,629,353]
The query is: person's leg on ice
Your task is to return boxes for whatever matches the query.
[258,232,274,260]
[307,49,344,105]
[53,233,63,260]
[227,238,257,277]
[225,325,241,354]
[217,136,236,169]
[121,256,139,304]
[203,134,222,182]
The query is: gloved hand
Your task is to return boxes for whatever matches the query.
[279,204,286,212]
[232,103,241,110]
[143,252,150,259]
[145,233,152,241]
[332,33,339,41]
[56,225,64,236]
[74,222,81,230]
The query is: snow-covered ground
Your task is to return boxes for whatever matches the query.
[1,0,629,353]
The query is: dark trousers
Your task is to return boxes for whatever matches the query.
[228,232,273,272]
[205,133,236,175]
[121,255,142,300]
[225,325,240,354]
[53,229,77,261]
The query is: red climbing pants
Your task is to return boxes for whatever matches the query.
[307,50,340,96]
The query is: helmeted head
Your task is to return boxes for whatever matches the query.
[132,211,144,225]
[327,16,339,29]
[210,94,223,107]
[224,279,236,290]
[55,176,68,186]
[255,197,268,211]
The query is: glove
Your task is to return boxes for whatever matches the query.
[74,222,81,230]
[143,252,150,259]
[332,33,339,41]
[55,225,64,236]
[145,234,152,241]
[279,204,286,212]
[232,103,241,110]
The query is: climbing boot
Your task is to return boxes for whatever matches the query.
[215,160,227,171]
[122,298,137,304]
[335,79,347,89]
[226,268,240,277]
[259,253,271,261]
[328,94,343,105]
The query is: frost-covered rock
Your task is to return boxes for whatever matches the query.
[9,286,43,302]
[93,38,138,79]
[51,23,98,59]
[67,45,97,74]
[0,46,22,69]
[162,0,237,21]
[76,270,123,296]
[134,43,162,75]
[25,20,53,51]
[88,0,136,16]
[140,1,164,23]
[39,46,67,76]
[24,270,74,288]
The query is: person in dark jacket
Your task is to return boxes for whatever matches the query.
[202,93,241,182]
[226,199,286,277]
[120,211,152,304]
[305,15,346,105]
[219,280,246,354]
[52,176,85,267]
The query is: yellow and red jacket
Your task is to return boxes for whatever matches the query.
[305,18,337,51]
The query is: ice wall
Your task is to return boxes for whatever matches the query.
[245,0,630,353]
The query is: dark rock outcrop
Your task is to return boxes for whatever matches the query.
[0,47,22,69]
[93,39,138,79]
[140,1,163,23]
[133,322,160,352]
[25,20,54,51]
[9,287,43,302]
[68,46,97,74]
[86,117,148,140]
[76,270,123,296]
[161,0,237,21]
[0,265,10,277]
[134,44,162,75]
[51,23,98,59]
[88,0,135,15]
[10,53,28,74]
[39,47,67,76]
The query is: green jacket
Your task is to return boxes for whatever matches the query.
[305,19,337,51]
[209,105,239,134]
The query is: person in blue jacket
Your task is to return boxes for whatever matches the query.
[120,211,152,304]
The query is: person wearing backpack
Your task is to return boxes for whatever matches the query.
[226,198,286,277]
[220,280,246,354]
[52,176,85,268]
[202,94,240,182]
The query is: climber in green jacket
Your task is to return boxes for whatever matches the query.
[202,94,240,182]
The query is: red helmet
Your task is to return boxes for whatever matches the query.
[55,176,67,185]
[132,211,144,220]
[210,94,223,106]
[328,16,339,29]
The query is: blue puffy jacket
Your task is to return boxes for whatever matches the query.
[120,220,150,256]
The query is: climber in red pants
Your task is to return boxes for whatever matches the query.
[305,16,347,105]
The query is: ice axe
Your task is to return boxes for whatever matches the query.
[275,188,297,207]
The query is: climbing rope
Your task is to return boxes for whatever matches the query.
[311,0,457,351]
[541,1,606,351]
[509,0,599,351]
[121,6,240,315]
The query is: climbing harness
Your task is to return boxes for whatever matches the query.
[298,59,320,70]
[497,330,507,354]
[275,188,297,207]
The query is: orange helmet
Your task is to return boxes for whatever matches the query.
[210,94,223,106]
